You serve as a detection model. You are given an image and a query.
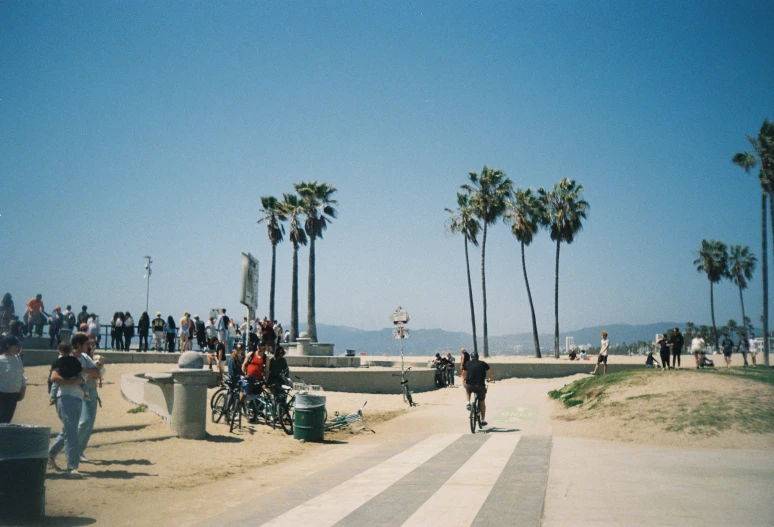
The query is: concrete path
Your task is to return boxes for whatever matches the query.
[194,377,774,527]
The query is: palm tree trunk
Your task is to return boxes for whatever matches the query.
[464,237,478,355]
[269,243,277,321]
[738,285,747,338]
[307,236,317,342]
[521,241,541,358]
[764,194,770,366]
[710,281,718,352]
[554,240,560,358]
[290,244,299,343]
[481,223,489,358]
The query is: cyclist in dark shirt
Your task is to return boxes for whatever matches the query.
[461,351,494,427]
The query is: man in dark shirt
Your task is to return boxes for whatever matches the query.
[670,327,684,369]
[461,351,494,427]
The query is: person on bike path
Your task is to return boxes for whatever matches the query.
[462,351,494,427]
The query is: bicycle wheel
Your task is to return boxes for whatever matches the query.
[228,397,242,433]
[469,396,478,434]
[211,391,228,423]
[278,405,294,435]
[210,387,227,411]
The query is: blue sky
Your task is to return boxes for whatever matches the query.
[1,1,771,338]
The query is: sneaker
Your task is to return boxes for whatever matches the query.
[80,455,90,463]
[480,420,488,427]
[67,469,83,479]
[465,403,471,411]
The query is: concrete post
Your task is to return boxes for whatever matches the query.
[296,337,311,356]
[169,370,214,439]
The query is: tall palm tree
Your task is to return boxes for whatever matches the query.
[538,179,589,358]
[257,196,286,322]
[693,239,729,353]
[445,192,481,355]
[280,193,307,343]
[462,166,513,358]
[734,119,774,366]
[504,188,545,358]
[294,181,338,343]
[727,245,756,340]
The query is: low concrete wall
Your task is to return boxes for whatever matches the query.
[291,367,437,394]
[120,373,174,423]
[22,349,183,367]
[286,356,361,368]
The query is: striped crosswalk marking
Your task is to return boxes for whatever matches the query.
[400,434,522,527]
[261,433,462,527]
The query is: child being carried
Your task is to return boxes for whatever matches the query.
[48,342,90,404]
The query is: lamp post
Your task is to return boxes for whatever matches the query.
[144,256,153,313]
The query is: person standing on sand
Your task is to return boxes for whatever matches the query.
[690,333,705,368]
[592,331,609,375]
[0,335,26,423]
[738,331,749,367]
[748,333,758,368]
[657,332,670,371]
[670,327,684,368]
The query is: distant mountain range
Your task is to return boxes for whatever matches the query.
[312,322,684,356]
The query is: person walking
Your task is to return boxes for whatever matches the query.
[738,331,749,367]
[137,312,150,352]
[670,327,684,369]
[76,337,102,462]
[124,312,135,351]
[592,331,610,375]
[0,335,26,423]
[748,333,758,368]
[721,333,734,368]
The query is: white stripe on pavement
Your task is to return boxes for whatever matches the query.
[401,434,522,527]
[261,433,462,527]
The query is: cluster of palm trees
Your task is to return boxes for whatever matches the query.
[731,119,774,366]
[693,240,756,352]
[446,166,589,359]
[257,182,338,343]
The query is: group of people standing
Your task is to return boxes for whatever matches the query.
[651,328,761,370]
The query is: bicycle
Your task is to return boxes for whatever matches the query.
[211,378,239,424]
[468,380,494,434]
[266,380,294,435]
[393,367,417,407]
[324,401,373,433]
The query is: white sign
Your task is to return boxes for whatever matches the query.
[390,307,410,325]
[393,328,409,339]
[239,252,259,311]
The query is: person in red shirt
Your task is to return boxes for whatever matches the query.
[240,345,267,403]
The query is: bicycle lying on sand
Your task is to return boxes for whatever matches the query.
[324,400,374,433]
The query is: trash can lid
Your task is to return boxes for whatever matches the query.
[295,394,326,409]
[0,424,51,461]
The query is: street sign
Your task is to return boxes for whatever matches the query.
[390,307,410,325]
[393,328,410,339]
[239,252,259,312]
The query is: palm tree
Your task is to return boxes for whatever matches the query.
[280,193,307,343]
[693,239,729,353]
[462,166,513,358]
[685,321,695,338]
[733,119,774,366]
[257,196,286,322]
[727,245,756,340]
[538,179,589,358]
[504,188,545,358]
[445,192,481,355]
[294,181,338,343]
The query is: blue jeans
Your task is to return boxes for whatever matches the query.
[78,386,99,455]
[227,337,235,356]
[49,395,83,470]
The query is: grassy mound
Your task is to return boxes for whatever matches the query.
[549,368,774,446]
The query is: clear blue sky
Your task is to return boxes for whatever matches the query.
[1,1,771,338]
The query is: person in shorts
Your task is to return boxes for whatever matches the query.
[151,312,166,351]
[748,333,758,368]
[592,331,609,375]
[721,333,734,368]
[462,351,494,427]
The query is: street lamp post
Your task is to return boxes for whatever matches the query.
[144,256,153,313]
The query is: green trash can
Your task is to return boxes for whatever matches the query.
[294,394,326,442]
[0,424,50,522]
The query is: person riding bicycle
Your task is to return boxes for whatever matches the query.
[462,351,494,427]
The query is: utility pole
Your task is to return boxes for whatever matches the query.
[144,256,153,314]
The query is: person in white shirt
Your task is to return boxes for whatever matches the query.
[690,334,706,369]
[592,331,609,375]
[748,333,759,368]
[0,335,26,423]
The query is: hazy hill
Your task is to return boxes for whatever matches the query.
[312,322,683,356]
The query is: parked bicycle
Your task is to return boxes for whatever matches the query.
[393,367,417,406]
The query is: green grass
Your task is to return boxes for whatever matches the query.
[549,370,639,408]
[127,403,148,414]
[711,365,774,387]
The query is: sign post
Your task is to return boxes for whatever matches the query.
[390,306,410,374]
[240,253,259,336]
